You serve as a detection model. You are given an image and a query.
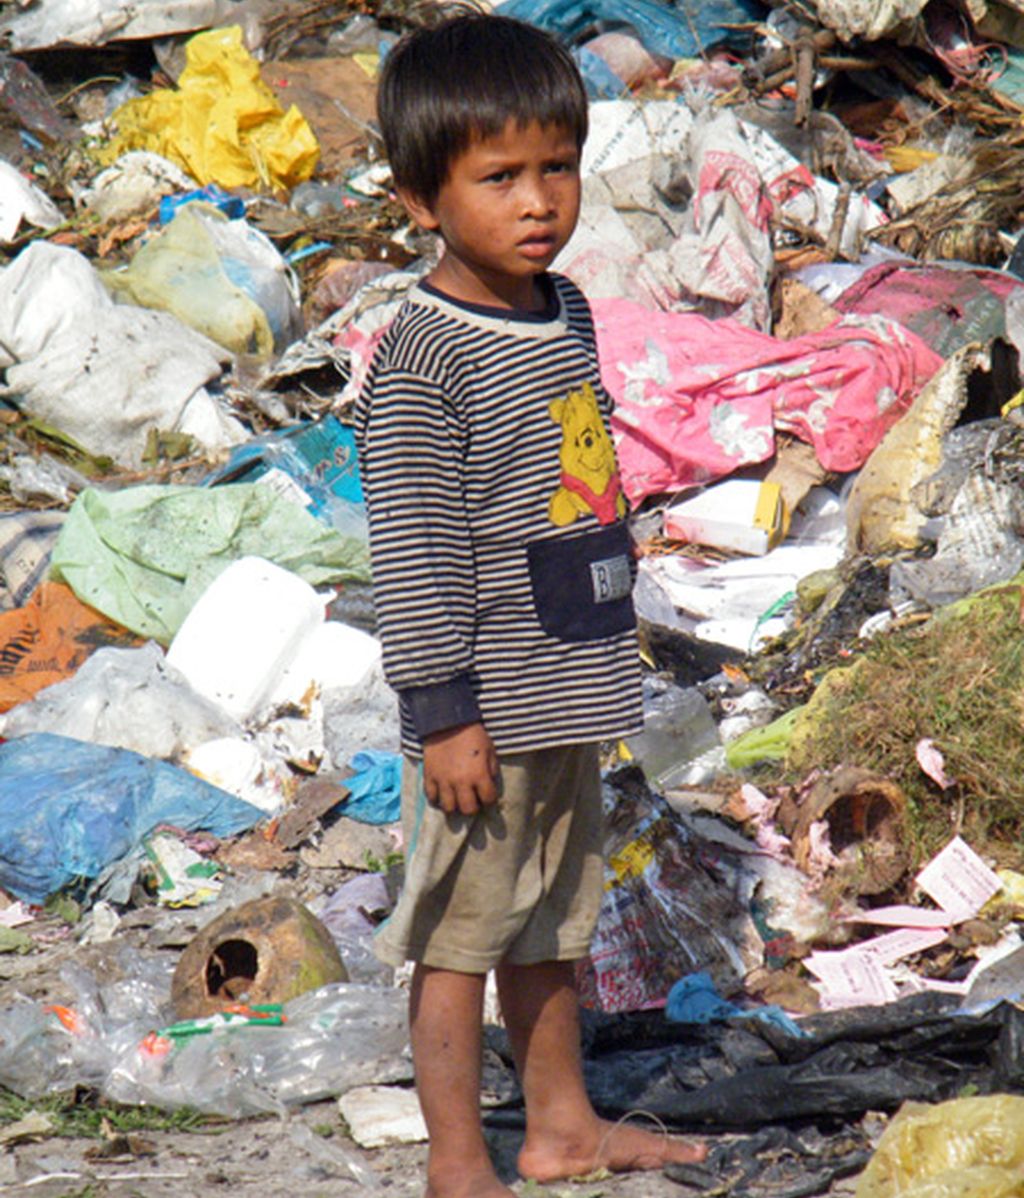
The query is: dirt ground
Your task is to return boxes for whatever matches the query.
[0,1109,865,1198]
[0,876,870,1198]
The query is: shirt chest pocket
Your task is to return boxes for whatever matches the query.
[526,523,637,643]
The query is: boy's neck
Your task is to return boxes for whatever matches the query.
[426,256,548,313]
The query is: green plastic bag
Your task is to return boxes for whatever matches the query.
[49,483,369,644]
[724,705,803,769]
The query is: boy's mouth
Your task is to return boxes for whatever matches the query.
[517,234,557,259]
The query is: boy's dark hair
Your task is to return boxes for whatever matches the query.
[377,12,588,204]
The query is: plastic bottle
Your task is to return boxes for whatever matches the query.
[626,676,721,790]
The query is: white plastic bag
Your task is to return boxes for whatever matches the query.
[0,641,241,759]
[0,241,244,467]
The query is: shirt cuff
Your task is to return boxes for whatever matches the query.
[401,676,483,740]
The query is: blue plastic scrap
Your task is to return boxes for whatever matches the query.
[0,733,265,905]
[206,414,364,522]
[159,184,246,225]
[497,0,767,61]
[343,750,402,825]
[666,971,809,1038]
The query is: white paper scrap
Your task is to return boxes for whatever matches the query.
[915,836,1002,921]
[842,905,952,929]
[0,901,32,928]
[805,949,898,1010]
[851,927,948,968]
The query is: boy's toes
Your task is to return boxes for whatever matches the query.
[597,1119,707,1171]
[519,1118,706,1181]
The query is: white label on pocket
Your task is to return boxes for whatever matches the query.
[590,555,631,603]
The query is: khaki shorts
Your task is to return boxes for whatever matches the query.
[373,743,603,973]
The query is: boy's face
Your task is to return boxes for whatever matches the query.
[400,120,581,312]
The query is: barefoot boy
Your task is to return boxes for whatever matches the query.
[354,14,706,1195]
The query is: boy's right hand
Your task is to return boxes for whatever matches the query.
[422,722,498,816]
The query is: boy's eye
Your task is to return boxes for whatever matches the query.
[545,160,577,175]
[483,169,513,183]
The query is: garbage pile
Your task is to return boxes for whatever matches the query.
[3,0,1024,1193]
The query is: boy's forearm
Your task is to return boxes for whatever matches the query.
[400,675,482,741]
[360,368,479,711]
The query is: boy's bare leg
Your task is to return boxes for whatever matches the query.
[410,964,516,1198]
[495,960,707,1182]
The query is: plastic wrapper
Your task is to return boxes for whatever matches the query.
[0,583,140,715]
[0,160,62,242]
[497,0,764,60]
[0,510,65,610]
[0,0,243,51]
[0,452,82,506]
[207,414,366,539]
[0,241,243,469]
[854,1095,1024,1197]
[311,875,395,985]
[601,300,942,507]
[80,151,196,224]
[322,658,401,765]
[577,771,762,1012]
[580,30,670,88]
[105,204,302,358]
[108,986,411,1117]
[626,678,720,791]
[102,25,319,192]
[809,0,928,42]
[0,640,241,757]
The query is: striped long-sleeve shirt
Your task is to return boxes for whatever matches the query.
[353,273,642,756]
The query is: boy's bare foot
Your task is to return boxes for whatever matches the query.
[425,1163,517,1198]
[518,1116,707,1182]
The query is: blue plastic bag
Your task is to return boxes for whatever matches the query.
[498,0,766,60]
[342,750,402,825]
[0,733,265,905]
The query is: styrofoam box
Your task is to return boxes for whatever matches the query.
[167,556,324,723]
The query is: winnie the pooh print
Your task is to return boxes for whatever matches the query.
[548,382,627,526]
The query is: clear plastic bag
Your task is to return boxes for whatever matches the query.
[107,982,411,1117]
[0,951,411,1120]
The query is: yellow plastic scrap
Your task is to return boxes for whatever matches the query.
[102,26,319,192]
[883,145,940,173]
[854,1096,1024,1198]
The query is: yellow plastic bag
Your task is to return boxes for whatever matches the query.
[102,26,319,192]
[855,1096,1024,1198]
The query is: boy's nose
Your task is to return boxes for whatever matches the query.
[520,173,556,217]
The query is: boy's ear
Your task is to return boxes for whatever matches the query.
[396,187,441,233]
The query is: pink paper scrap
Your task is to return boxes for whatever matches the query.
[915,836,1002,922]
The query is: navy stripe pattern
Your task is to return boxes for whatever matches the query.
[353,274,642,755]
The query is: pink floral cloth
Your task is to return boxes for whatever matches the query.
[594,300,944,503]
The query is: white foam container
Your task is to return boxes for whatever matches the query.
[167,556,324,723]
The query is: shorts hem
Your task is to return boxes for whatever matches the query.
[502,942,591,967]
[375,938,591,973]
